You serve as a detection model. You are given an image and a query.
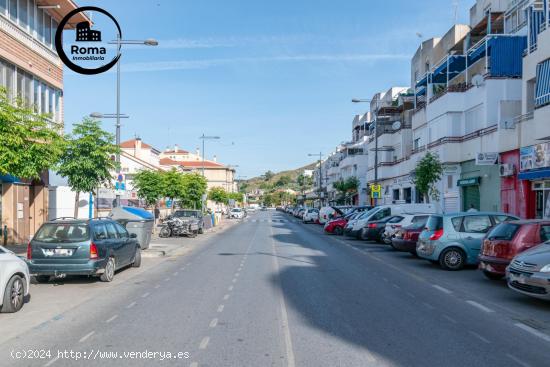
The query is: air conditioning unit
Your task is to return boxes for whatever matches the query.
[499,163,515,177]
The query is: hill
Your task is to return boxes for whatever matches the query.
[242,163,317,194]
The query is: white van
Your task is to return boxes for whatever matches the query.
[350,204,437,235]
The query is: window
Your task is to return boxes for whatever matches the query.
[372,208,391,221]
[18,0,27,29]
[535,59,550,107]
[426,215,443,231]
[8,0,17,22]
[48,86,54,118]
[414,138,420,150]
[0,0,6,15]
[105,223,119,239]
[462,215,492,233]
[393,189,400,201]
[51,18,58,44]
[40,82,47,114]
[33,78,39,112]
[44,12,51,46]
[34,223,90,243]
[487,223,520,241]
[94,224,109,240]
[114,223,129,239]
[36,7,44,42]
[451,217,462,231]
[411,215,429,226]
[541,225,550,242]
[493,215,517,224]
[28,0,34,35]
[388,216,404,224]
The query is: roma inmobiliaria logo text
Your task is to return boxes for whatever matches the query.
[55,6,122,75]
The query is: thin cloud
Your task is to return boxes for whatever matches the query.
[122,54,410,72]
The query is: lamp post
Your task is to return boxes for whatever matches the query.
[95,37,157,207]
[199,134,221,177]
[308,152,323,208]
[352,98,381,205]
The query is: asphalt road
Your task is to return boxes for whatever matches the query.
[2,210,550,367]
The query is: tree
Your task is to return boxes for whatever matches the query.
[296,173,313,192]
[333,177,359,204]
[413,152,443,203]
[208,187,228,205]
[180,173,208,210]
[263,170,275,181]
[56,118,119,218]
[227,192,244,203]
[133,170,164,207]
[275,175,291,187]
[161,169,186,212]
[0,88,65,179]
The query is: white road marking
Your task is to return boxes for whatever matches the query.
[223,294,230,300]
[515,323,550,343]
[164,277,170,282]
[382,277,389,282]
[217,305,225,313]
[209,318,218,328]
[154,284,161,289]
[423,302,435,310]
[142,292,150,298]
[44,357,59,367]
[180,267,185,271]
[173,272,178,276]
[106,315,118,323]
[469,330,490,344]
[466,300,495,313]
[190,362,198,367]
[232,278,237,283]
[506,353,532,367]
[228,285,234,291]
[235,272,240,277]
[79,331,95,343]
[392,284,401,289]
[442,315,457,324]
[126,302,136,309]
[199,337,210,350]
[406,292,415,299]
[270,226,297,367]
[432,285,453,294]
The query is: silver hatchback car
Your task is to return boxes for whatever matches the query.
[506,243,550,300]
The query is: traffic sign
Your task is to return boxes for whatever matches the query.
[371,184,382,199]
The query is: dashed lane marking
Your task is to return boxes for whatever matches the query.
[79,331,95,343]
[126,302,136,309]
[232,278,237,283]
[154,284,161,289]
[217,305,224,313]
[442,315,458,324]
[466,300,495,313]
[228,285,234,291]
[469,330,491,344]
[515,323,550,343]
[106,315,118,323]
[44,357,59,367]
[173,272,178,276]
[506,353,532,367]
[199,337,210,350]
[423,302,435,310]
[142,292,150,298]
[190,362,198,367]
[223,294,230,300]
[432,285,453,294]
[209,318,218,328]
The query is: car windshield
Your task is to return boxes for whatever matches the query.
[487,223,520,241]
[232,208,242,212]
[34,223,90,243]
[174,211,200,218]
[358,207,378,219]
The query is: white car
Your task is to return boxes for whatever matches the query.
[382,213,431,244]
[0,246,30,313]
[302,208,319,223]
[352,204,437,234]
[230,208,245,219]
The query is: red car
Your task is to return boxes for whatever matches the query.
[324,213,355,235]
[479,220,550,280]
[391,224,425,255]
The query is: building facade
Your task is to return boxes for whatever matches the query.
[0,0,88,243]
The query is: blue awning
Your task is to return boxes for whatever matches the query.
[416,86,426,96]
[468,42,486,65]
[519,168,550,180]
[535,59,550,107]
[0,174,22,183]
[431,55,467,84]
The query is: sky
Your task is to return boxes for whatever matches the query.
[63,0,471,179]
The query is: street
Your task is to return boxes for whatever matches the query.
[1,211,550,367]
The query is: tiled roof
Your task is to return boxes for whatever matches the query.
[159,158,225,168]
[162,150,190,154]
[120,139,153,149]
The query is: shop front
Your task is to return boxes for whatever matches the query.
[500,149,534,218]
[518,143,550,219]
[458,160,500,212]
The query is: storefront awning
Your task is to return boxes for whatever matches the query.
[0,175,22,184]
[519,169,550,181]
[457,177,481,186]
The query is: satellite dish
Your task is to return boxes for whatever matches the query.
[392,121,402,131]
[472,74,484,87]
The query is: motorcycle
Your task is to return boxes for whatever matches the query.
[159,217,198,238]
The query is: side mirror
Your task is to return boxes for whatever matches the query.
[130,233,138,239]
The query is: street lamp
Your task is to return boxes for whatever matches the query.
[99,37,158,207]
[352,98,381,204]
[199,134,221,177]
[308,152,323,207]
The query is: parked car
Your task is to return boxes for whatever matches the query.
[27,218,141,283]
[360,215,405,241]
[416,212,519,270]
[479,220,550,280]
[230,208,245,219]
[382,213,430,244]
[319,206,349,224]
[349,204,437,238]
[506,243,550,300]
[391,223,426,255]
[0,246,30,313]
[171,209,204,234]
[302,208,319,223]
[325,212,358,235]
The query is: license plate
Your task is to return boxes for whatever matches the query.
[44,249,73,257]
[510,274,526,284]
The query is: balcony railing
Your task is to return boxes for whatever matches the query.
[426,124,498,149]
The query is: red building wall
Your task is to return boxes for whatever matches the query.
[500,150,535,219]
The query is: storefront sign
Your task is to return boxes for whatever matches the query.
[476,152,498,165]
[457,177,480,187]
[520,143,550,172]
[442,164,460,175]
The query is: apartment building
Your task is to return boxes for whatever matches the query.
[0,0,88,242]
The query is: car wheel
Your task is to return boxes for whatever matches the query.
[439,248,465,271]
[334,227,343,236]
[188,231,197,238]
[100,257,116,282]
[35,275,50,283]
[132,247,142,268]
[1,275,25,313]
[198,228,204,234]
[483,270,504,280]
[159,227,171,238]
